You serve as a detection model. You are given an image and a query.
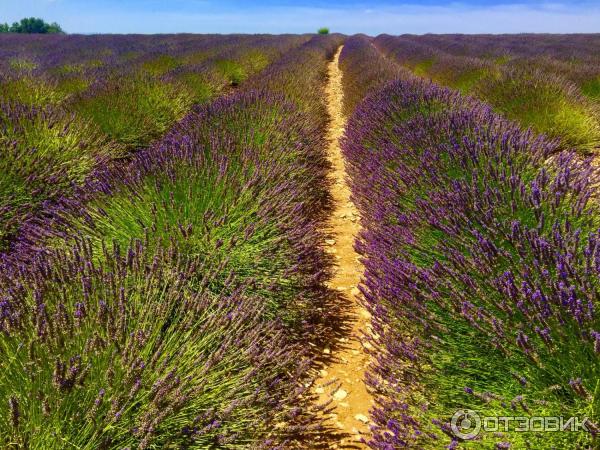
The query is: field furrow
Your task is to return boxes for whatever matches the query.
[311,45,373,449]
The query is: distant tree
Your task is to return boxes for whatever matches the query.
[46,22,64,33]
[4,17,64,34]
[317,27,330,35]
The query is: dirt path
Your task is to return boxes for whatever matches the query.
[313,45,373,449]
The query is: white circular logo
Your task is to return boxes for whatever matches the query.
[451,409,481,439]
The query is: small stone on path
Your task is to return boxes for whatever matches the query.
[355,414,369,423]
[333,389,348,400]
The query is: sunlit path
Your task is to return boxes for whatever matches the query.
[313,45,373,449]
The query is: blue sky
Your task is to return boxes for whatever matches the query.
[1,0,599,34]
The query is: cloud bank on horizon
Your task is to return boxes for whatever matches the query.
[2,0,599,34]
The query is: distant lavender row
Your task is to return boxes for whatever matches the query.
[1,34,307,148]
[0,35,342,447]
[338,35,405,116]
[405,34,600,64]
[0,34,308,84]
[342,39,599,449]
[374,34,600,153]
[377,34,600,94]
[416,34,600,101]
[247,33,344,118]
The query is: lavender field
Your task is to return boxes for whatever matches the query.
[0,31,599,449]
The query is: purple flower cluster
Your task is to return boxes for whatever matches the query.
[342,41,599,448]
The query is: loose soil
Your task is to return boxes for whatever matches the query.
[312,45,374,449]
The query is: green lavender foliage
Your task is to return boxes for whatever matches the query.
[74,75,192,150]
[473,68,600,153]
[582,76,600,100]
[0,103,121,248]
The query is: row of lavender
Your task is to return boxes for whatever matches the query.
[0,34,308,148]
[0,34,343,447]
[406,34,600,64]
[408,33,600,93]
[0,34,305,250]
[341,35,599,449]
[338,34,405,116]
[374,34,600,153]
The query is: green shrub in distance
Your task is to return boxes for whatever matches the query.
[1,17,64,34]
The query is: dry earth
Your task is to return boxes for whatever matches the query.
[311,46,374,449]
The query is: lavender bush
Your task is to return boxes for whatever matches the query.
[0,101,121,249]
[8,91,332,330]
[1,240,313,448]
[343,58,599,448]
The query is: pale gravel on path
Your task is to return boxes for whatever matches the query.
[312,45,374,449]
